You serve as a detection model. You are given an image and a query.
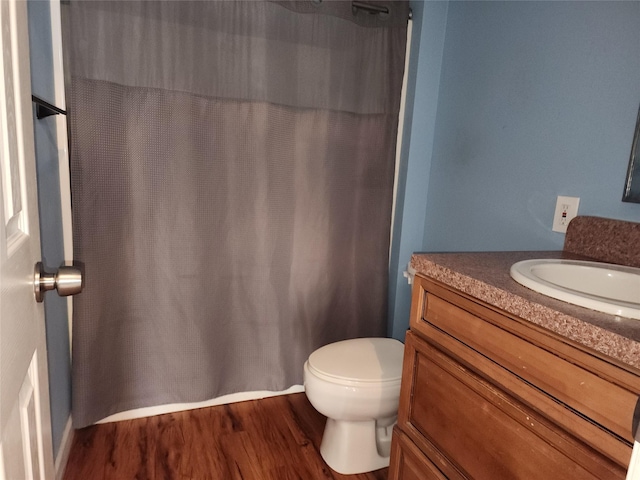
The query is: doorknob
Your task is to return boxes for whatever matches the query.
[34,262,83,303]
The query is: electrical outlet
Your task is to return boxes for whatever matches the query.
[552,196,580,233]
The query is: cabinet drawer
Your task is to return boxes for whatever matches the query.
[390,427,450,480]
[410,277,638,466]
[398,331,626,479]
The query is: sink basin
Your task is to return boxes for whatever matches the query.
[510,259,640,319]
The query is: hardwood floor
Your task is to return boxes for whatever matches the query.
[63,393,388,480]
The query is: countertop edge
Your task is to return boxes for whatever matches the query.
[410,252,640,371]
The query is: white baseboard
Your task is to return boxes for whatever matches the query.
[97,385,305,424]
[54,416,74,480]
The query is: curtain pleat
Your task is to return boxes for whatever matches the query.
[65,1,408,428]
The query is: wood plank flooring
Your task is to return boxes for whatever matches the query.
[63,393,388,480]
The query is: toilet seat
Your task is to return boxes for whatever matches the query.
[307,337,404,385]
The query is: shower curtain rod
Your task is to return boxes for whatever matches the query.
[60,1,411,20]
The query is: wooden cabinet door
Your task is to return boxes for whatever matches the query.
[396,331,625,480]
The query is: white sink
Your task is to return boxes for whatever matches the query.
[510,259,640,319]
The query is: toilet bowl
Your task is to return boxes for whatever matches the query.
[303,337,404,475]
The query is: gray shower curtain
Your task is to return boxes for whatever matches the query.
[65,0,408,428]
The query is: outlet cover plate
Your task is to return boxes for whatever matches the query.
[552,196,580,233]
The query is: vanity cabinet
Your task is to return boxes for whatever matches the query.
[389,274,640,480]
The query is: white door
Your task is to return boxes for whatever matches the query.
[0,0,55,478]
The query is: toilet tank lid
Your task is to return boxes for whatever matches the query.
[308,337,404,383]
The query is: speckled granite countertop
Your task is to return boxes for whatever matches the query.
[410,250,640,371]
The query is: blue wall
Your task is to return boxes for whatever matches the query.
[388,1,448,339]
[423,1,640,252]
[389,1,640,338]
[27,0,71,459]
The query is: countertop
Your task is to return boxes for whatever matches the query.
[410,250,640,371]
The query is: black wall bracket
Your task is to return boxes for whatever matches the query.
[31,95,67,120]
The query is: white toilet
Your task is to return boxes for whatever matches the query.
[303,337,405,474]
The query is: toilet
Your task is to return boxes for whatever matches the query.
[303,337,405,474]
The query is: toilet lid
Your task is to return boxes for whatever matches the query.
[307,338,404,383]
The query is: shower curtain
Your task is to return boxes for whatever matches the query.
[65,0,409,428]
